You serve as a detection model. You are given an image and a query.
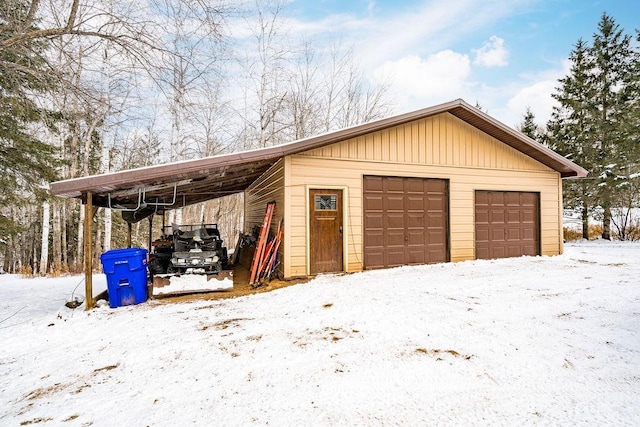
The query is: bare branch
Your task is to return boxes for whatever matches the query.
[1,0,81,48]
[65,0,79,32]
[23,0,42,30]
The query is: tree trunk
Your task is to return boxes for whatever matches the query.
[15,234,22,273]
[32,244,38,275]
[40,201,50,275]
[602,205,612,240]
[95,211,102,265]
[66,203,78,270]
[135,222,141,246]
[102,146,112,252]
[61,202,68,269]
[581,204,589,239]
[104,208,112,252]
[52,200,62,273]
[199,203,206,223]
[3,241,11,273]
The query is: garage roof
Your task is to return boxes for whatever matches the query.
[49,99,587,211]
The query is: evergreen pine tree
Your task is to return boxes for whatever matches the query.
[547,14,639,240]
[611,30,640,239]
[518,107,542,141]
[589,13,635,239]
[0,1,60,239]
[547,38,597,239]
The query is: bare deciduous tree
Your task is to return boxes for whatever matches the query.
[237,0,291,149]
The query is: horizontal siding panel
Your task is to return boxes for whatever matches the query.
[244,158,285,241]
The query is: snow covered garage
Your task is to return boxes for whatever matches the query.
[50,99,587,283]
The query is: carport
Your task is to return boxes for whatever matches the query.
[49,148,285,309]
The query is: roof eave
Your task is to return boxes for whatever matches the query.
[445,100,587,178]
[49,98,587,203]
[49,150,285,198]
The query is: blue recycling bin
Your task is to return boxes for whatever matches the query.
[100,248,148,308]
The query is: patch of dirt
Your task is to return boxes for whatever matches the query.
[415,348,472,360]
[201,317,253,331]
[93,364,119,373]
[538,292,563,299]
[73,384,91,394]
[292,327,359,348]
[153,244,310,304]
[25,383,69,401]
[20,417,53,425]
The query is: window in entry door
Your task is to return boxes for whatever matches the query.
[315,195,337,210]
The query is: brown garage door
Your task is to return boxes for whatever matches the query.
[363,176,448,269]
[475,191,539,260]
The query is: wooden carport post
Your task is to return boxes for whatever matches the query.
[84,192,98,310]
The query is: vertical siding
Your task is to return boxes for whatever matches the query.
[301,112,551,173]
[281,112,563,278]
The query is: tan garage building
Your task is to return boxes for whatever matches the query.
[244,99,586,278]
[51,99,587,284]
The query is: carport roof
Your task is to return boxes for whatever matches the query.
[49,98,587,210]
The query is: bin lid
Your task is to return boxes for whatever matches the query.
[100,248,148,260]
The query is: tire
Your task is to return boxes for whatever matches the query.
[148,259,167,275]
[220,247,229,268]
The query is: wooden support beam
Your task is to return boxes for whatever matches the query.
[127,223,132,248]
[84,192,94,310]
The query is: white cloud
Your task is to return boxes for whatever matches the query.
[281,0,531,73]
[473,36,508,67]
[373,50,472,112]
[505,61,570,125]
[507,80,557,124]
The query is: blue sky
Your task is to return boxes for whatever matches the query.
[281,0,639,127]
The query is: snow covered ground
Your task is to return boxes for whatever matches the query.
[1,241,639,426]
